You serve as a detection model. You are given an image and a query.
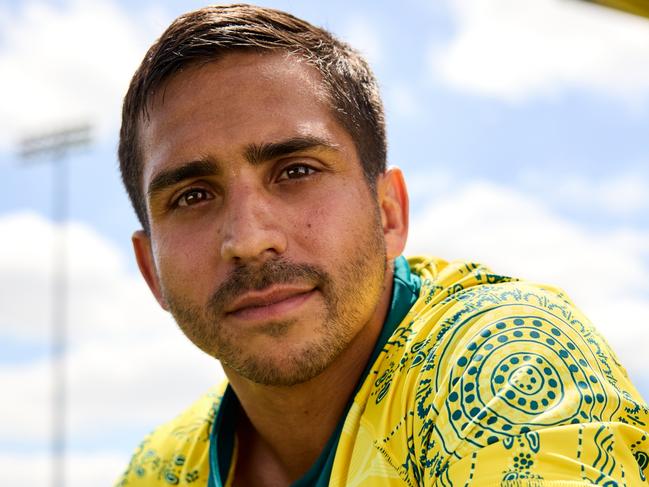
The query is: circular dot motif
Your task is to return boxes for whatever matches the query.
[445,314,616,446]
[491,352,567,416]
[492,353,557,402]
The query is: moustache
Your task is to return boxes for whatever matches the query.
[208,259,328,314]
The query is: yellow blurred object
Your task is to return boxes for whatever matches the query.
[583,0,649,18]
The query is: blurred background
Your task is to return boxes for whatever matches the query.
[0,0,648,485]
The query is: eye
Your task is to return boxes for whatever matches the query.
[175,188,213,207]
[278,164,317,181]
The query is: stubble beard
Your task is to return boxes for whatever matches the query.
[164,213,387,387]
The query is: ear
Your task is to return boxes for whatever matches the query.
[132,230,169,310]
[376,166,409,260]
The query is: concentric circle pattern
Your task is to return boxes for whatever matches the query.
[444,314,612,446]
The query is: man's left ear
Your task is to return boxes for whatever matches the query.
[377,166,409,260]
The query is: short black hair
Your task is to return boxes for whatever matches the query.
[119,4,387,233]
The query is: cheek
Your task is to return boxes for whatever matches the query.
[294,199,337,247]
[152,228,218,292]
[294,191,373,257]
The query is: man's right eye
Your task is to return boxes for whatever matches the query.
[175,188,213,207]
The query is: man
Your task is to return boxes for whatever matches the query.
[116,4,649,486]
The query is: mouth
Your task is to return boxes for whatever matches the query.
[225,286,317,322]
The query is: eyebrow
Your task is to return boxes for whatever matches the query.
[244,135,340,166]
[146,135,340,198]
[147,159,219,198]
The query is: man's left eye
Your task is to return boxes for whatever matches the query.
[279,165,316,180]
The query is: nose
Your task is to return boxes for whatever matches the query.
[220,184,288,264]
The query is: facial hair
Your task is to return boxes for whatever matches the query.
[164,210,387,387]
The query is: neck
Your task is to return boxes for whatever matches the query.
[224,270,394,482]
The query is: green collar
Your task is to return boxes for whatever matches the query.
[209,256,421,487]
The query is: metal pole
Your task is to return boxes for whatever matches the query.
[52,152,67,487]
[18,124,92,487]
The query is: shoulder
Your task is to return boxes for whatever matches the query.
[362,256,649,482]
[388,255,641,418]
[395,256,624,375]
[115,382,226,486]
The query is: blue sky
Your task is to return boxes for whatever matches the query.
[0,0,648,485]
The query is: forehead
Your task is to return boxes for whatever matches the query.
[149,50,329,115]
[138,51,353,184]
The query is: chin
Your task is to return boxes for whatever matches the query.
[222,336,348,387]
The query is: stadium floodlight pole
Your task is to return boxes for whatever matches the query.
[18,123,92,487]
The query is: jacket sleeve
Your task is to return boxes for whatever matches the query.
[407,280,649,486]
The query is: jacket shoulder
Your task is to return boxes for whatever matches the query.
[360,257,649,484]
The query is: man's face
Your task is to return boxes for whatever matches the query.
[135,52,399,386]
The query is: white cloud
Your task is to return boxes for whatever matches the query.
[405,180,649,380]
[0,0,161,149]
[0,336,222,443]
[0,211,155,342]
[431,0,649,103]
[0,451,128,487]
[0,212,222,457]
